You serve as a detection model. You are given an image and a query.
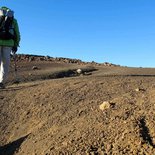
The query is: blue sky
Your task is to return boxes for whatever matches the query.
[1,0,155,67]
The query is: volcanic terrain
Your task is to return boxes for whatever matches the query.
[0,54,155,155]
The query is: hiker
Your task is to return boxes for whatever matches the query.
[0,6,20,89]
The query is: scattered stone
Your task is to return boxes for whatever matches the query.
[32,66,39,70]
[62,141,68,147]
[45,56,50,60]
[135,88,146,92]
[29,56,35,62]
[135,88,140,92]
[103,62,116,66]
[99,101,111,111]
[100,132,105,138]
[39,57,45,61]
[76,68,83,74]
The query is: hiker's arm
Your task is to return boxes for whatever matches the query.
[13,19,21,48]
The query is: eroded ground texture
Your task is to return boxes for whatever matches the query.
[0,56,155,155]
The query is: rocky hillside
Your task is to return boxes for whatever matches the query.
[0,55,155,155]
[11,54,119,67]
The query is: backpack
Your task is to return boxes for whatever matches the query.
[0,8,15,40]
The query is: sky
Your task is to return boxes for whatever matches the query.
[1,0,155,67]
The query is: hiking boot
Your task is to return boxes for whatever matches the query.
[0,83,5,89]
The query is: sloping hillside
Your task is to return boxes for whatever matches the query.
[0,55,155,155]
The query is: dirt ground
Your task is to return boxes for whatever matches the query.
[0,56,155,155]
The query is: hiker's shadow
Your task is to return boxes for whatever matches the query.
[0,135,29,155]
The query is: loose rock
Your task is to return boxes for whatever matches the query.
[99,101,111,111]
[76,68,83,74]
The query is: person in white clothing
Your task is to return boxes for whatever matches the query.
[0,6,20,89]
[0,47,12,88]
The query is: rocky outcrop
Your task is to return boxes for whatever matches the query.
[11,54,119,67]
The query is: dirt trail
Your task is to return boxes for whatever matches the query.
[0,59,155,155]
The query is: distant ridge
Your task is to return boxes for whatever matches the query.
[11,54,119,67]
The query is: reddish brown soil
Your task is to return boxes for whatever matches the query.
[0,56,155,155]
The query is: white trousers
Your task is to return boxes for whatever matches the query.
[0,46,12,83]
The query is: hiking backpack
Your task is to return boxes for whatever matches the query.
[0,8,15,40]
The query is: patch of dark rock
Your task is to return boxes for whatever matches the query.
[44,70,76,79]
[32,66,39,70]
[41,67,98,80]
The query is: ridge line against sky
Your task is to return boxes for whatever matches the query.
[1,0,155,67]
